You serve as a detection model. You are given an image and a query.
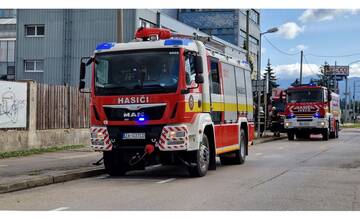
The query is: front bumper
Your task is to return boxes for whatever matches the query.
[284,118,328,129]
[90,124,189,152]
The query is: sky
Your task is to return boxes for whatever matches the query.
[260,9,360,88]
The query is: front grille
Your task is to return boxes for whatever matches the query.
[103,105,166,121]
[107,125,164,148]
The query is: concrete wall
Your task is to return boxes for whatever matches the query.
[0,81,90,153]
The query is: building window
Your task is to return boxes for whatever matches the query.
[249,10,260,24]
[25,25,45,37]
[24,60,44,72]
[240,30,259,46]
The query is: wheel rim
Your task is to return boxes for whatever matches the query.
[199,143,209,172]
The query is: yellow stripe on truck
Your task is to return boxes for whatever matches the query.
[216,145,240,154]
[185,102,253,113]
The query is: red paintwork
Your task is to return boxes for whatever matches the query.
[214,124,239,148]
[90,48,200,126]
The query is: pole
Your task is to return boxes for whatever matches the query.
[345,77,348,122]
[257,33,262,138]
[353,81,356,122]
[299,50,303,85]
[264,59,269,134]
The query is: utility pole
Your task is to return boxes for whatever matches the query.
[353,81,356,123]
[299,50,303,85]
[344,77,348,123]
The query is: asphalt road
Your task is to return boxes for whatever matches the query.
[1,129,360,211]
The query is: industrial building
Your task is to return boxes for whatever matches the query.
[178,9,260,79]
[0,9,16,80]
[15,9,259,86]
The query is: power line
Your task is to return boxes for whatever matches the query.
[307,52,360,58]
[263,35,301,56]
[303,55,318,75]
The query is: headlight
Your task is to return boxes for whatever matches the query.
[168,131,186,139]
[91,132,105,139]
[285,122,291,127]
[320,122,325,127]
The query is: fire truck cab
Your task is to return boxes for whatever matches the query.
[79,28,254,177]
[284,85,340,141]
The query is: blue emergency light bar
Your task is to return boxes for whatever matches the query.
[164,39,192,46]
[96,42,115,50]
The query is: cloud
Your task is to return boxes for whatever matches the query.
[299,9,360,23]
[290,44,308,52]
[261,47,266,54]
[278,22,305,39]
[350,63,360,77]
[273,63,320,79]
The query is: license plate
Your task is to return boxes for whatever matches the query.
[122,133,146,140]
[299,122,308,126]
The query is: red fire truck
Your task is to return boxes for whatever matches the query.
[79,28,255,177]
[284,84,340,141]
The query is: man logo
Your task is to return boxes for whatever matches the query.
[123,112,145,118]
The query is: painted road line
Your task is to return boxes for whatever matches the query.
[50,207,69,211]
[0,165,9,167]
[255,153,263,156]
[157,178,176,184]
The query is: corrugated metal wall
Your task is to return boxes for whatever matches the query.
[16,9,118,86]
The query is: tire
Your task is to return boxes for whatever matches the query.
[220,129,246,165]
[322,128,329,141]
[188,134,210,177]
[103,151,129,176]
[287,131,295,141]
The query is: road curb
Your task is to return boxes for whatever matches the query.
[0,167,105,194]
[253,136,286,145]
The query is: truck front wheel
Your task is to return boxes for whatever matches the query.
[103,151,129,176]
[188,134,210,177]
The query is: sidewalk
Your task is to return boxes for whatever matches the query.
[0,147,104,194]
[0,134,285,194]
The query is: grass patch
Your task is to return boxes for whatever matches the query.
[0,145,85,160]
[341,123,360,129]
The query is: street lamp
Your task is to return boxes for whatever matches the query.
[257,27,278,138]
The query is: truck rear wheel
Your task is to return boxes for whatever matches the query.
[287,131,295,141]
[220,129,246,165]
[103,151,129,176]
[188,134,210,177]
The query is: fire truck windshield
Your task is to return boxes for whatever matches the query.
[94,49,179,96]
[287,89,323,103]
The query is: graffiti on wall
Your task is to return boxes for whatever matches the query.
[0,81,27,128]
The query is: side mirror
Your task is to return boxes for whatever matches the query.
[79,80,85,90]
[80,62,86,80]
[194,56,203,74]
[195,74,204,84]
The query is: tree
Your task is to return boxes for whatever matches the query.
[262,59,279,92]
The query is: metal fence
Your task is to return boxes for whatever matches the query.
[36,83,90,130]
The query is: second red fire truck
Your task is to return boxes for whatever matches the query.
[79,28,255,177]
[284,84,340,141]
